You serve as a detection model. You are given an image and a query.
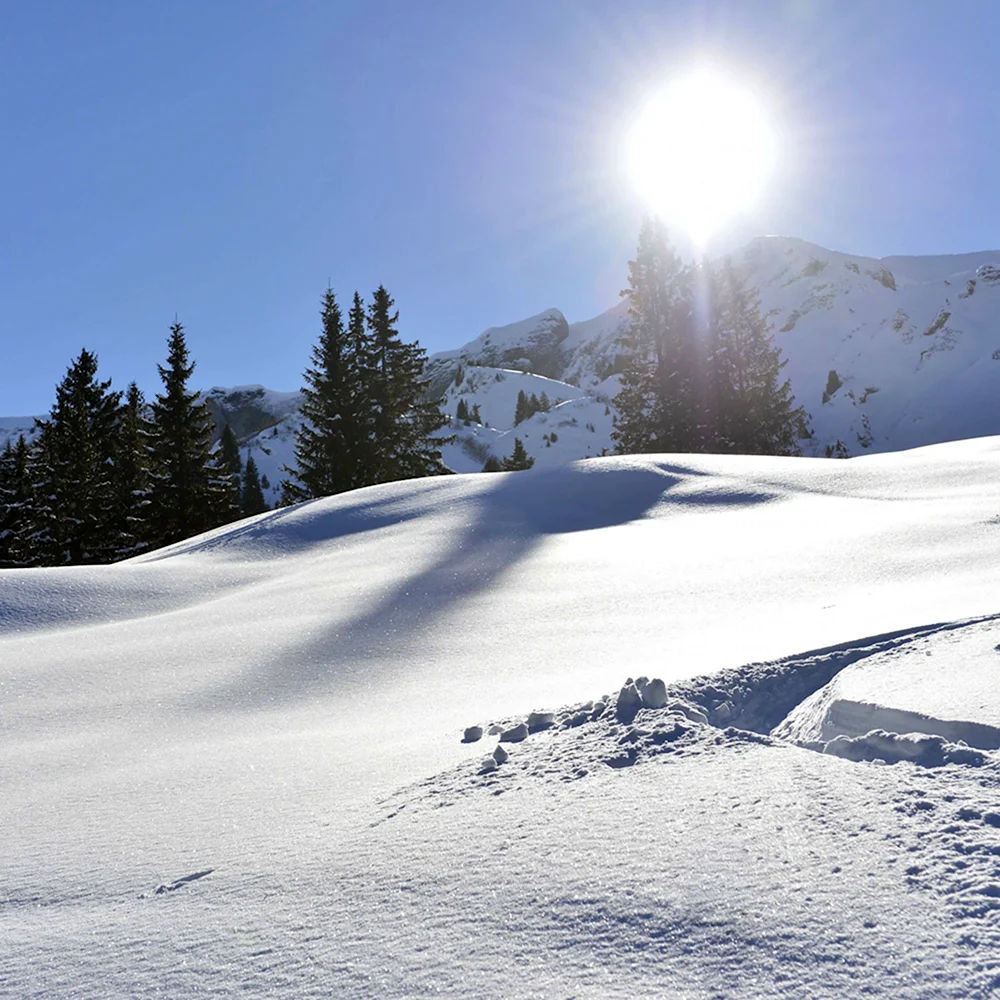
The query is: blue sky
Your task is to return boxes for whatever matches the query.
[3,0,1000,414]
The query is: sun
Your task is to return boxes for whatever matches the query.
[626,68,776,244]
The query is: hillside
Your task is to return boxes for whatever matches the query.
[4,238,1000,485]
[5,441,1000,998]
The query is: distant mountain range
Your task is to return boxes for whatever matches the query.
[5,237,1000,503]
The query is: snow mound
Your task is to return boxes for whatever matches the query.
[773,617,1000,750]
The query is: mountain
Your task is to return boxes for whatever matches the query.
[6,442,1000,997]
[5,238,1000,488]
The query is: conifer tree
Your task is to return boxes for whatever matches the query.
[539,392,551,412]
[613,216,698,454]
[456,398,469,422]
[365,285,450,482]
[482,455,503,472]
[111,381,153,559]
[514,389,529,425]
[217,423,243,519]
[30,349,122,564]
[240,455,268,515]
[148,322,230,546]
[0,435,33,567]
[346,290,376,487]
[501,437,535,471]
[705,260,809,455]
[470,403,481,424]
[281,289,356,504]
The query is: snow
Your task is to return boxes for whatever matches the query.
[773,618,1000,751]
[5,440,1000,996]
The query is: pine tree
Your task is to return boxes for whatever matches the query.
[514,389,529,425]
[456,398,469,422]
[0,435,33,567]
[346,290,376,488]
[281,289,356,504]
[148,322,231,546]
[705,260,809,455]
[613,217,697,454]
[501,437,535,471]
[482,455,503,472]
[240,455,269,515]
[110,381,152,559]
[260,473,270,490]
[470,403,481,424]
[30,349,122,564]
[539,392,551,412]
[217,423,243,519]
[365,285,450,483]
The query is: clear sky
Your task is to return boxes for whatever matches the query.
[3,0,1000,414]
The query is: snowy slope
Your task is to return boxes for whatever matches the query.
[6,238,1000,470]
[426,237,1000,459]
[5,440,1000,997]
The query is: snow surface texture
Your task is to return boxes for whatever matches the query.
[5,442,1000,997]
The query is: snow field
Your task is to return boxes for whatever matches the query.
[5,442,1000,996]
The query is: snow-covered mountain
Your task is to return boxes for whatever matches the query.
[5,238,1000,485]
[6,441,1000,997]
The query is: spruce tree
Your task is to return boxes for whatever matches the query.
[281,289,356,504]
[706,260,809,455]
[240,455,269,515]
[482,455,503,472]
[470,403,481,424]
[365,285,450,482]
[148,322,230,546]
[0,436,33,567]
[501,437,535,471]
[514,389,529,425]
[111,381,153,559]
[30,349,122,564]
[217,423,243,520]
[346,290,376,487]
[456,398,469,422]
[613,216,697,454]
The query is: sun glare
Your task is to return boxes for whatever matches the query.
[626,68,776,244]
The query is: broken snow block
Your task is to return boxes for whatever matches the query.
[479,756,498,774]
[711,701,734,724]
[492,744,509,764]
[500,722,528,743]
[463,725,484,743]
[527,710,555,732]
[640,678,667,709]
[616,681,643,723]
[487,723,503,735]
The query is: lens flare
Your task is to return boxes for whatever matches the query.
[626,68,776,244]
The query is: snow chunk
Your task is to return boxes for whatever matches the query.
[822,729,987,768]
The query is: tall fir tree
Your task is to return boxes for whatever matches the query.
[613,216,698,454]
[501,437,535,471]
[346,290,376,488]
[148,322,231,546]
[705,260,809,455]
[0,435,33,567]
[110,381,153,559]
[364,285,450,483]
[240,455,269,516]
[29,349,122,565]
[217,423,243,520]
[281,289,356,503]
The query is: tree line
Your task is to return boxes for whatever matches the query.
[0,285,450,568]
[613,216,810,456]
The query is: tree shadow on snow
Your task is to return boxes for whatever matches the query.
[191,460,780,713]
